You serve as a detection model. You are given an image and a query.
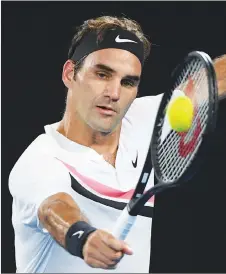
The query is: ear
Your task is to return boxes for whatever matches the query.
[62,60,75,89]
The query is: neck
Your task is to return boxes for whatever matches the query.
[57,110,121,156]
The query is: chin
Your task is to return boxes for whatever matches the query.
[96,126,114,135]
[87,117,120,134]
[89,123,116,134]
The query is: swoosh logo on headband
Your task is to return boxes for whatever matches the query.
[115,35,137,44]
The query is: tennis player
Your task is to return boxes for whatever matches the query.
[9,16,161,273]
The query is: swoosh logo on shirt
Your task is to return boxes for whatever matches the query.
[132,152,138,168]
[115,35,137,44]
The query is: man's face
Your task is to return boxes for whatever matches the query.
[63,48,142,134]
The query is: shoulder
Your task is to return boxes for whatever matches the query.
[126,94,163,121]
[9,133,62,176]
[131,94,163,112]
[9,133,71,198]
[123,94,163,133]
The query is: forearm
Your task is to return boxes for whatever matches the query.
[213,54,226,96]
[38,192,88,247]
[37,191,130,269]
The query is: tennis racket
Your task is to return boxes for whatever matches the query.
[112,51,218,240]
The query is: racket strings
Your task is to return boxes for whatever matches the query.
[162,78,208,176]
[160,80,208,174]
[158,65,207,158]
[158,66,206,154]
[160,101,208,181]
[176,59,201,95]
[157,58,210,182]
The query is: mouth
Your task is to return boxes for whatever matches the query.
[96,105,117,116]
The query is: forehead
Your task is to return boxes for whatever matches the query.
[83,48,142,75]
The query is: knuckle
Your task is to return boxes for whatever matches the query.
[101,264,108,269]
[107,233,115,241]
[93,230,103,241]
[83,246,94,260]
[108,253,116,261]
[84,257,92,265]
[98,229,107,239]
[99,229,111,238]
[112,252,123,261]
[106,237,115,246]
[87,232,96,242]
[108,260,117,266]
[86,233,99,248]
[104,257,114,265]
[85,257,93,266]
[86,249,94,258]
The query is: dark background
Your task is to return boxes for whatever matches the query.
[2,1,226,273]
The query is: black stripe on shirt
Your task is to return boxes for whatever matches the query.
[70,174,153,218]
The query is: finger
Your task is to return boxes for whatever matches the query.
[122,243,133,255]
[89,247,119,266]
[85,257,108,269]
[84,244,119,267]
[113,253,124,264]
[107,238,133,255]
[84,231,123,263]
[107,264,117,270]
[102,232,133,255]
[98,243,124,263]
[102,233,125,251]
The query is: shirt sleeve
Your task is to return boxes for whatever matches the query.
[9,149,72,233]
[124,94,163,137]
[128,94,163,121]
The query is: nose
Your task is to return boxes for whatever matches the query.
[104,79,121,102]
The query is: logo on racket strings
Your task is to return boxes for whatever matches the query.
[178,77,202,157]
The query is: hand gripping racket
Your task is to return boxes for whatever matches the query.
[112,51,218,240]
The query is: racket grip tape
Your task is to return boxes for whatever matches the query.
[111,207,137,240]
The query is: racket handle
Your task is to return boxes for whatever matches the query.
[111,207,137,240]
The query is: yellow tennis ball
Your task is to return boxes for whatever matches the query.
[166,96,194,132]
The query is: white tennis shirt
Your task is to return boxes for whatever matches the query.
[9,95,162,273]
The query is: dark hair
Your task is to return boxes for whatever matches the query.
[68,15,151,74]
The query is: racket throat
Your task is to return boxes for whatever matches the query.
[127,200,138,216]
[130,182,176,216]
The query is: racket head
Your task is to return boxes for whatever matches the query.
[151,51,218,186]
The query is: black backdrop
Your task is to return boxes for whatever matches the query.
[2,1,226,273]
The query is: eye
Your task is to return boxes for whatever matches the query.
[96,72,109,79]
[121,79,136,87]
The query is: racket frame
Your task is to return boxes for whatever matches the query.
[112,51,218,239]
[151,51,218,186]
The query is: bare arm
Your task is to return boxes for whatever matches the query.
[38,192,132,269]
[38,192,88,247]
[213,54,226,96]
